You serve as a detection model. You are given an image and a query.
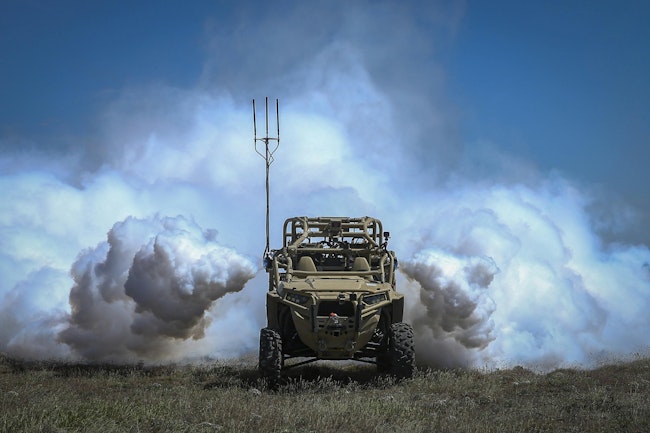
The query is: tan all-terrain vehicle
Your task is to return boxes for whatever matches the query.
[259,216,415,383]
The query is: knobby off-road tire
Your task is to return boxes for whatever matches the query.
[387,322,415,379]
[259,327,282,385]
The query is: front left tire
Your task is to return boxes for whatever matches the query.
[259,327,282,385]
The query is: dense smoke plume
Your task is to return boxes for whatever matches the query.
[59,215,256,361]
[394,179,650,369]
[1,2,649,368]
[401,251,498,368]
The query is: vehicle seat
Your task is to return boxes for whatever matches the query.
[296,256,317,272]
[351,257,370,272]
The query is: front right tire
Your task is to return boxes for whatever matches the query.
[384,322,415,379]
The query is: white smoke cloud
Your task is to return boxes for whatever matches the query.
[0,266,71,360]
[402,250,498,366]
[395,178,650,369]
[1,2,649,369]
[401,250,497,368]
[59,215,257,362]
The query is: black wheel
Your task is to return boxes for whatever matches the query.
[376,352,391,373]
[386,322,415,379]
[259,327,282,385]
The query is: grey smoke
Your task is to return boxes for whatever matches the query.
[59,215,257,362]
[394,179,649,369]
[402,250,498,359]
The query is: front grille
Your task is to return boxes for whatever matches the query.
[317,300,355,317]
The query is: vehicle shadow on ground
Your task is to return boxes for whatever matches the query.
[284,362,383,383]
[203,360,394,392]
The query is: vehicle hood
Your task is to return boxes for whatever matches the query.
[288,276,388,294]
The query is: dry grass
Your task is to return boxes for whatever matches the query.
[1,353,649,433]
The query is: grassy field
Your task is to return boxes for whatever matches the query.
[1,353,649,433]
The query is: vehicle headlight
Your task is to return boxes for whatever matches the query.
[363,293,387,305]
[285,291,311,305]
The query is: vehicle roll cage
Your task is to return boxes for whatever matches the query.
[266,217,397,289]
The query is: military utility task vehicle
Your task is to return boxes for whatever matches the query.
[252,99,414,384]
[258,216,415,382]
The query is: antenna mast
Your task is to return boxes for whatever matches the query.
[253,97,280,260]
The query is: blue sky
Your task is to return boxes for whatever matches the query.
[448,2,649,206]
[1,0,649,240]
[0,2,207,137]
